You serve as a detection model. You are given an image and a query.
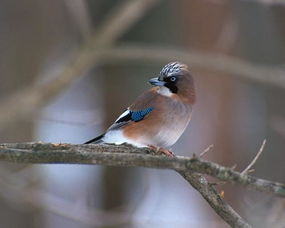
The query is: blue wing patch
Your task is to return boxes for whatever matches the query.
[131,107,154,122]
[115,107,154,123]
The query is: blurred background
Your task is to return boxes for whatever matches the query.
[0,0,285,227]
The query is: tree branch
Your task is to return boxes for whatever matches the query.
[1,143,285,227]
[179,171,251,228]
[0,143,284,198]
[0,142,256,227]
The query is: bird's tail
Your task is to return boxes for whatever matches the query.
[84,134,104,144]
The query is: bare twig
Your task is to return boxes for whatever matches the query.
[241,139,266,175]
[0,0,160,130]
[0,142,256,227]
[200,144,214,158]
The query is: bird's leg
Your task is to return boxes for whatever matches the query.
[148,145,174,157]
[159,147,174,157]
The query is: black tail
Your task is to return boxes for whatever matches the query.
[84,134,104,144]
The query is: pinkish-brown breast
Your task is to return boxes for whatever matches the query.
[123,87,192,148]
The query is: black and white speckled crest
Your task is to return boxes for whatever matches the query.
[160,62,186,77]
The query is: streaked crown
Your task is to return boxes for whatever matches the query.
[158,61,195,104]
[160,62,188,77]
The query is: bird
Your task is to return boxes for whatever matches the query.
[85,62,196,156]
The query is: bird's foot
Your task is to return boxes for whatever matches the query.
[148,145,174,157]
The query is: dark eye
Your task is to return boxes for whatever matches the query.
[170,76,176,82]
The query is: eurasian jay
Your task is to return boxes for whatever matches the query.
[85,62,196,156]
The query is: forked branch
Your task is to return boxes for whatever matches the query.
[1,142,285,227]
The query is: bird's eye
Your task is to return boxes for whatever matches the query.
[170,76,176,82]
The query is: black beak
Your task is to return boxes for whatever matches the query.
[148,77,165,86]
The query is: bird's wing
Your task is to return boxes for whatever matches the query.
[108,107,154,131]
[107,88,159,131]
[85,106,154,144]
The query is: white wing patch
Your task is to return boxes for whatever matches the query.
[115,109,130,122]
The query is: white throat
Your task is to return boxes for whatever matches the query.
[158,86,172,97]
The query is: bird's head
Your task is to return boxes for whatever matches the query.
[149,62,195,104]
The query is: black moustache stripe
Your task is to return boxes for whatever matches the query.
[164,82,178,93]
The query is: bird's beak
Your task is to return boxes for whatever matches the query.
[148,77,165,86]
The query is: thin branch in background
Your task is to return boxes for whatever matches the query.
[0,0,282,226]
[100,45,285,89]
[241,139,266,175]
[91,0,160,48]
[1,43,285,130]
[63,0,92,39]
[0,0,160,130]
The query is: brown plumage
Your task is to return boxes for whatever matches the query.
[123,86,193,148]
[85,62,195,156]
